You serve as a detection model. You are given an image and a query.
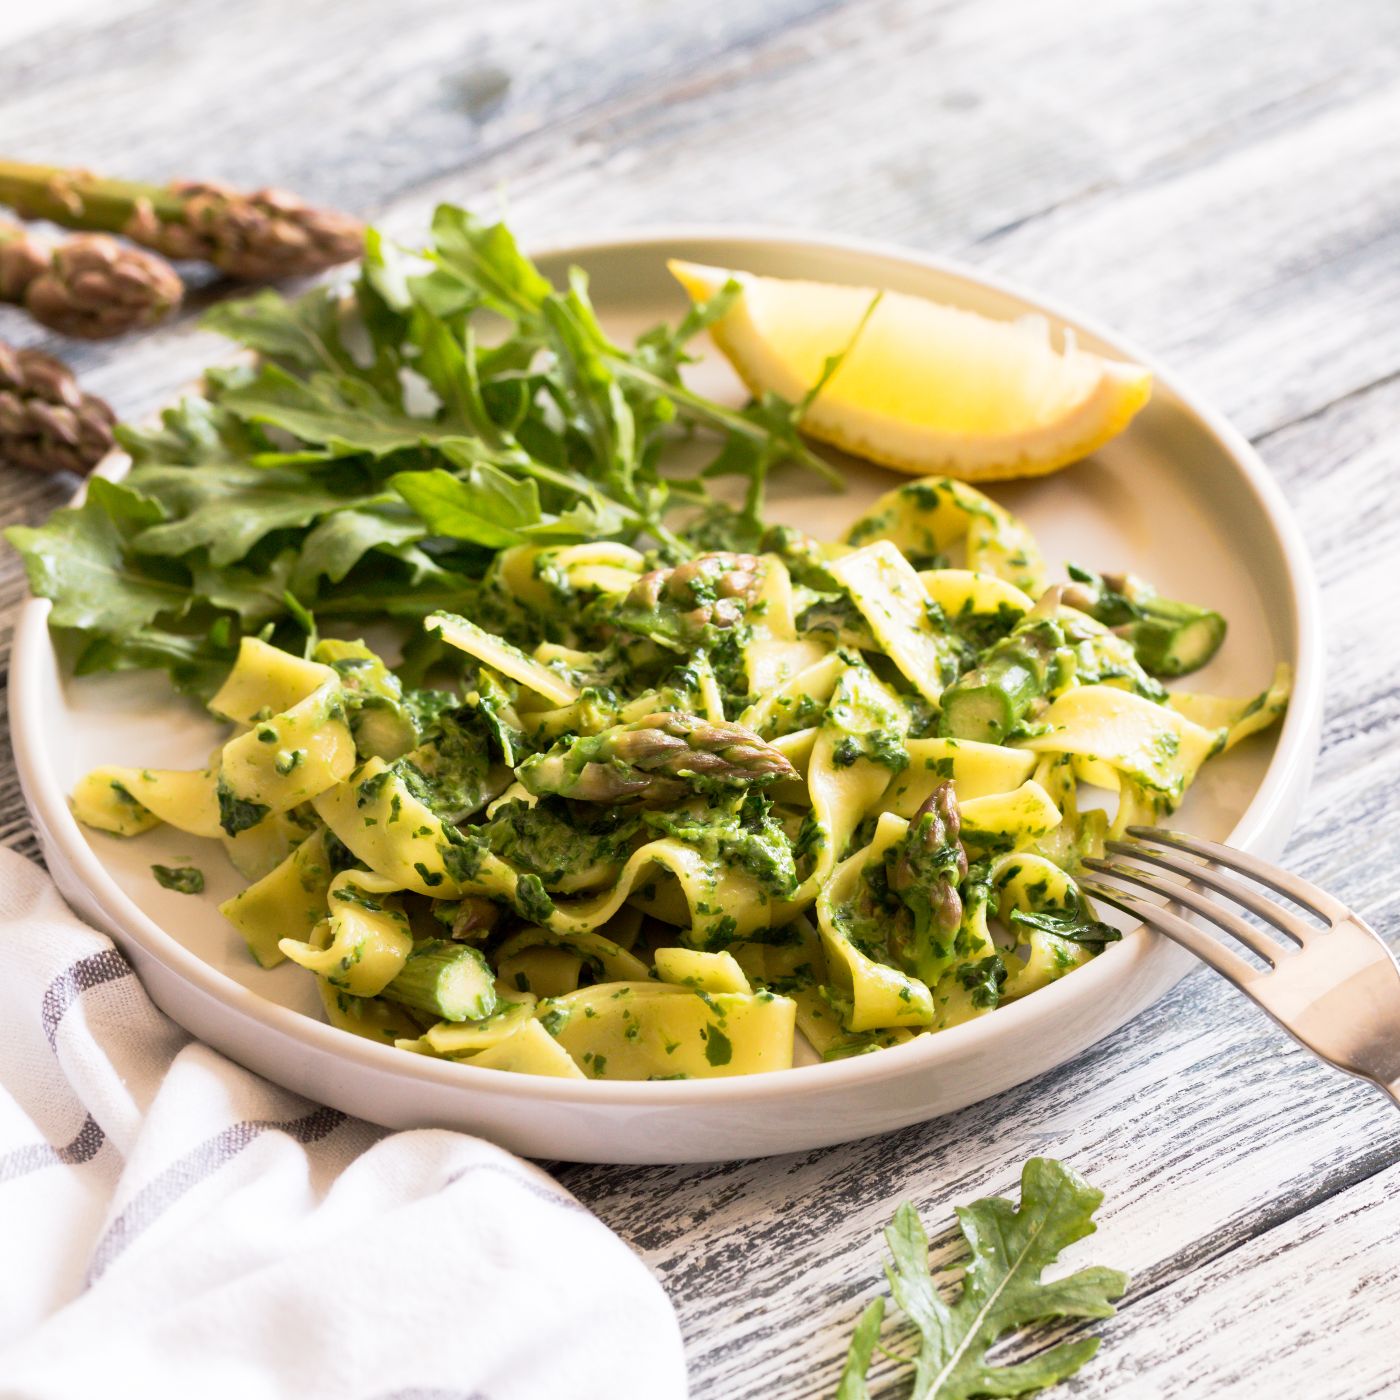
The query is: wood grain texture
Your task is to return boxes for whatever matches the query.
[2,1,1398,1395]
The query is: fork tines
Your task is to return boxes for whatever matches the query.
[1078,826,1400,1108]
[1081,829,1315,980]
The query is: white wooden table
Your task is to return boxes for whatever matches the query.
[3,2,1399,1395]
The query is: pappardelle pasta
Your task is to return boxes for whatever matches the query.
[72,476,1288,1080]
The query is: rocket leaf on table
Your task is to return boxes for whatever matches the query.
[837,1158,1127,1400]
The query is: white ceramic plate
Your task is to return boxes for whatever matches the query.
[10,229,1323,1163]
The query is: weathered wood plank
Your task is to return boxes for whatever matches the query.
[0,0,845,212]
[1061,1160,1400,1398]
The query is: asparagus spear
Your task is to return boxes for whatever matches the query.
[885,782,969,979]
[0,340,114,475]
[615,551,765,645]
[380,939,497,1022]
[1063,564,1226,677]
[518,711,796,803]
[939,613,1070,743]
[0,218,181,338]
[0,161,363,280]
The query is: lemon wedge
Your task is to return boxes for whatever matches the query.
[669,260,1152,481]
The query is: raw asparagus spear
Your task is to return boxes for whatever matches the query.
[0,218,182,338]
[0,161,363,280]
[1063,564,1226,677]
[939,614,1070,743]
[0,340,114,475]
[380,940,497,1022]
[518,712,796,803]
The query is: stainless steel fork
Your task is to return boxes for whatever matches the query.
[1080,827,1400,1108]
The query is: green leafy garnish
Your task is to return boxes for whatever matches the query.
[5,205,843,698]
[151,864,205,895]
[216,779,270,837]
[1009,904,1121,951]
[837,1158,1127,1400]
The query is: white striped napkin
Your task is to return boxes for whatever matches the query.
[0,847,687,1399]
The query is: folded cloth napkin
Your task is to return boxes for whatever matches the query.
[0,848,687,1400]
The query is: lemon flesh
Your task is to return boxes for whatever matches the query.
[670,260,1152,481]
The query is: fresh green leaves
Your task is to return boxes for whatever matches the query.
[202,286,359,377]
[5,204,843,698]
[7,478,180,634]
[130,459,380,565]
[430,206,553,323]
[391,466,541,549]
[837,1158,1127,1400]
[216,364,448,459]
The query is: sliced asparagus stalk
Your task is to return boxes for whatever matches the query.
[0,160,363,280]
[1064,564,1226,677]
[0,218,182,338]
[0,340,114,475]
[380,939,497,1023]
[938,615,1069,743]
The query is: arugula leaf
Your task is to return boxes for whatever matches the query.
[217,364,458,459]
[631,275,742,380]
[128,460,383,566]
[203,286,355,376]
[72,622,237,697]
[391,465,539,549]
[116,395,255,467]
[289,506,430,592]
[190,552,296,625]
[5,479,186,633]
[409,309,502,441]
[839,1158,1127,1400]
[835,1298,885,1400]
[542,271,638,489]
[430,205,552,325]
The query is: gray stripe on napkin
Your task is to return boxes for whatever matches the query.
[86,1104,345,1285]
[0,1113,107,1183]
[0,951,136,1185]
[42,949,133,1048]
[442,1160,587,1214]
